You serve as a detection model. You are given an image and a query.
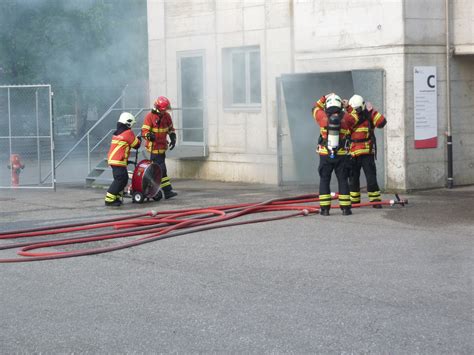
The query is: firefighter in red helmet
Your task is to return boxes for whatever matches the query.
[105,112,141,206]
[346,94,387,207]
[312,93,358,216]
[141,96,178,200]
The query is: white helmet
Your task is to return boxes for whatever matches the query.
[118,112,136,128]
[349,94,365,112]
[325,93,342,109]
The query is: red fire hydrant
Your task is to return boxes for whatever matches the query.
[8,154,25,187]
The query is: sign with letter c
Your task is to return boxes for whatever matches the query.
[414,66,438,149]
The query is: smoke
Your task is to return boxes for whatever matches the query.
[0,0,148,111]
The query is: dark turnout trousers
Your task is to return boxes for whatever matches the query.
[318,154,351,211]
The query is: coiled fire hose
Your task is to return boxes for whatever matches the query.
[0,194,407,263]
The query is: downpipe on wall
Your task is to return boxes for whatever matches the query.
[445,0,454,188]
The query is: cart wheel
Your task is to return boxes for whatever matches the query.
[133,192,144,203]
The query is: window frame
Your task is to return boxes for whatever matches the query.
[223,45,261,111]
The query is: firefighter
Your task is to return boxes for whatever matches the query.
[312,93,358,216]
[105,112,141,206]
[141,96,177,200]
[346,94,387,208]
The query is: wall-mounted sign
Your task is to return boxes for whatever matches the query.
[414,66,438,149]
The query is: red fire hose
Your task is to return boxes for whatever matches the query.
[0,194,407,263]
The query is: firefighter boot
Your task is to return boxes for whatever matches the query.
[341,207,352,216]
[105,199,122,207]
[164,190,178,200]
[320,207,330,216]
[105,192,122,207]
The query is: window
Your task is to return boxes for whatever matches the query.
[179,54,204,143]
[223,46,261,108]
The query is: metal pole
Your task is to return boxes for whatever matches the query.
[87,133,91,172]
[50,90,56,191]
[445,0,453,188]
[7,87,12,187]
[276,77,283,186]
[36,89,41,184]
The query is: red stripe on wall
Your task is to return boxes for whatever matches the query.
[415,137,437,149]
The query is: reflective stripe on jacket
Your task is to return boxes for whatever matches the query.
[350,109,386,157]
[107,130,140,167]
[141,111,175,154]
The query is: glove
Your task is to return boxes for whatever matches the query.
[314,95,326,110]
[145,132,155,142]
[169,132,176,151]
[134,136,142,149]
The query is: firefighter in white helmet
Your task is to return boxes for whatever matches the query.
[312,93,358,216]
[346,94,387,207]
[104,112,141,206]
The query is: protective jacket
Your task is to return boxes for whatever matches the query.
[350,106,386,157]
[107,128,140,167]
[141,111,175,154]
[312,97,358,156]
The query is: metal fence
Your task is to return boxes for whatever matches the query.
[0,85,54,189]
[0,83,207,187]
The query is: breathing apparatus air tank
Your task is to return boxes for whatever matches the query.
[326,113,341,158]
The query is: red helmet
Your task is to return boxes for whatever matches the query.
[153,96,171,112]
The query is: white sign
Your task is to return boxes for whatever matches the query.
[414,66,438,148]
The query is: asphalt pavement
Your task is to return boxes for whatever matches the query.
[0,180,472,353]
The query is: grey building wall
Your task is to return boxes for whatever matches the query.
[147,0,474,190]
[404,0,474,188]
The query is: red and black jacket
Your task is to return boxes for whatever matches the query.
[107,126,140,167]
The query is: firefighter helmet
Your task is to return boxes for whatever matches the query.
[325,93,342,109]
[118,112,136,128]
[153,96,171,112]
[349,94,366,113]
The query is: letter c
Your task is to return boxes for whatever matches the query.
[427,75,435,88]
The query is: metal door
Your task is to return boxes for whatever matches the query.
[277,70,385,190]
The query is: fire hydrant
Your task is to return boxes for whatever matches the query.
[7,154,25,187]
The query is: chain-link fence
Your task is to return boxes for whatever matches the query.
[0,83,155,187]
[0,85,54,188]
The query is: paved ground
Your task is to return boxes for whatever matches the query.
[0,180,472,353]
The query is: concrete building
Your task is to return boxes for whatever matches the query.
[146,0,473,191]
